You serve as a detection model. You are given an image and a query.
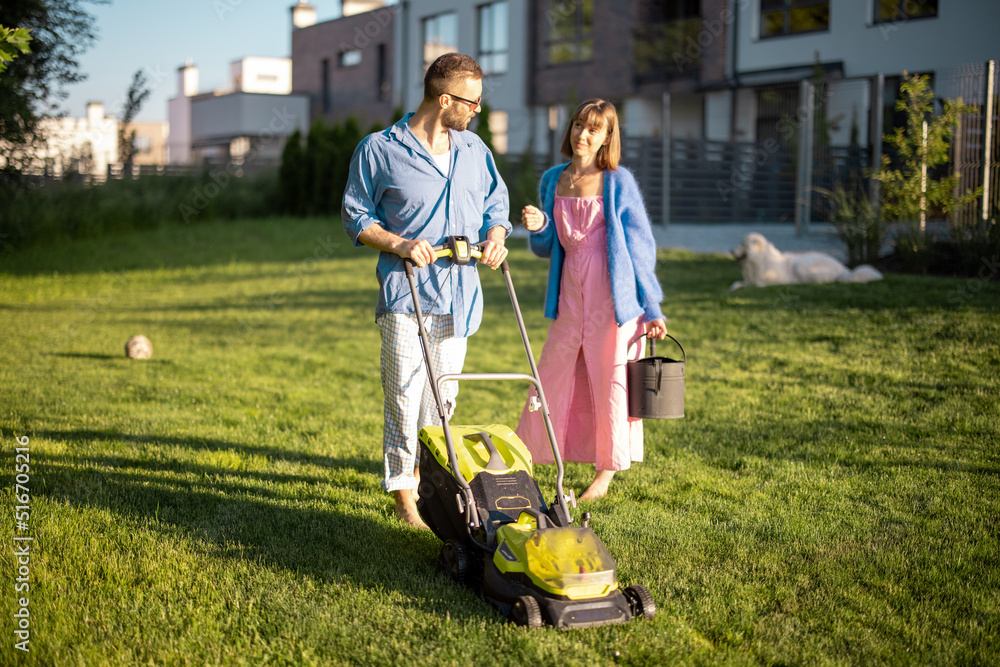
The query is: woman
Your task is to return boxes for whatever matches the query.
[516,98,667,501]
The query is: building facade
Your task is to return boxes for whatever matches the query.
[722,0,999,226]
[730,0,998,146]
[167,57,309,166]
[393,0,532,155]
[291,1,398,129]
[25,102,118,178]
[283,0,996,224]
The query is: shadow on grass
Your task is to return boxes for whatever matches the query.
[29,428,496,623]
[0,218,365,277]
[118,287,380,315]
[656,413,1000,479]
[33,428,379,475]
[48,352,123,360]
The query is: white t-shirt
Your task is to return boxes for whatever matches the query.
[431,150,451,177]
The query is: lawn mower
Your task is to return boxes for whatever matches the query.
[404,236,656,630]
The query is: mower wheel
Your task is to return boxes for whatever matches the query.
[512,595,543,629]
[441,540,471,585]
[624,585,656,621]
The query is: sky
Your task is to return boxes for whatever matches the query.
[64,0,346,124]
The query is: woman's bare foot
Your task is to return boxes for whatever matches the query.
[393,489,428,529]
[579,469,615,501]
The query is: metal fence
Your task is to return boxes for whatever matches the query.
[619,64,1000,228]
[939,60,999,226]
[622,136,867,225]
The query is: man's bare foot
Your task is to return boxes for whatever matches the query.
[393,489,429,529]
[578,469,615,502]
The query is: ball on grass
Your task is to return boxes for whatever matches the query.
[125,335,153,360]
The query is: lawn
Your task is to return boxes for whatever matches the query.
[1,217,997,665]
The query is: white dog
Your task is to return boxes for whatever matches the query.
[729,232,883,290]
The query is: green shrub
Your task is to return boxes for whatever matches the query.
[818,184,887,266]
[893,224,939,274]
[502,151,543,219]
[953,210,1000,277]
[0,168,280,253]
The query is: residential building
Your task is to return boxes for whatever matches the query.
[395,0,532,155]
[724,0,999,226]
[29,102,118,178]
[167,57,309,166]
[731,0,997,145]
[531,0,729,139]
[291,0,398,128]
[128,121,170,166]
[3,101,170,179]
[284,0,996,224]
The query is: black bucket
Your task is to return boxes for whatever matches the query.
[626,334,685,419]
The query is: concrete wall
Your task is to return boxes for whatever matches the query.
[190,92,309,144]
[230,57,293,95]
[167,95,191,164]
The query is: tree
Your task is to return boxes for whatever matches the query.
[875,73,979,228]
[474,103,496,154]
[0,0,107,174]
[334,117,362,212]
[304,119,332,215]
[0,25,32,73]
[278,129,305,215]
[117,68,151,166]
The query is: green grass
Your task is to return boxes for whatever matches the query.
[1,217,998,665]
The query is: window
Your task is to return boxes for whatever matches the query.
[875,0,938,23]
[546,0,594,65]
[760,0,829,38]
[478,2,509,75]
[133,135,152,154]
[340,50,362,67]
[634,0,702,79]
[423,12,458,67]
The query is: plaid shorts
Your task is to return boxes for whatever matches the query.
[377,313,467,492]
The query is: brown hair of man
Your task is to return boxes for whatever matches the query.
[423,52,483,102]
[560,98,622,171]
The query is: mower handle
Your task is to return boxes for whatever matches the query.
[400,235,574,536]
[403,236,482,276]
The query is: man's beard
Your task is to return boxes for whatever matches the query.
[442,105,471,131]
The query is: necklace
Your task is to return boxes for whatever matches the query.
[566,168,597,189]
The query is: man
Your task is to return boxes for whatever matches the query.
[342,53,510,528]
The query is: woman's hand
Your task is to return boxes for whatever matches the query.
[521,205,544,232]
[645,318,668,340]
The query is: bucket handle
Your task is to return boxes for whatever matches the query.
[627,332,686,363]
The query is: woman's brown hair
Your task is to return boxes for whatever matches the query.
[559,98,621,170]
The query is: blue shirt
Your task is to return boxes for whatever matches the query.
[342,114,511,337]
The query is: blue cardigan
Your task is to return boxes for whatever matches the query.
[528,163,665,326]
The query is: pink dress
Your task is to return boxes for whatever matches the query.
[515,195,645,471]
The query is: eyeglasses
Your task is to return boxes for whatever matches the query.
[442,92,482,111]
